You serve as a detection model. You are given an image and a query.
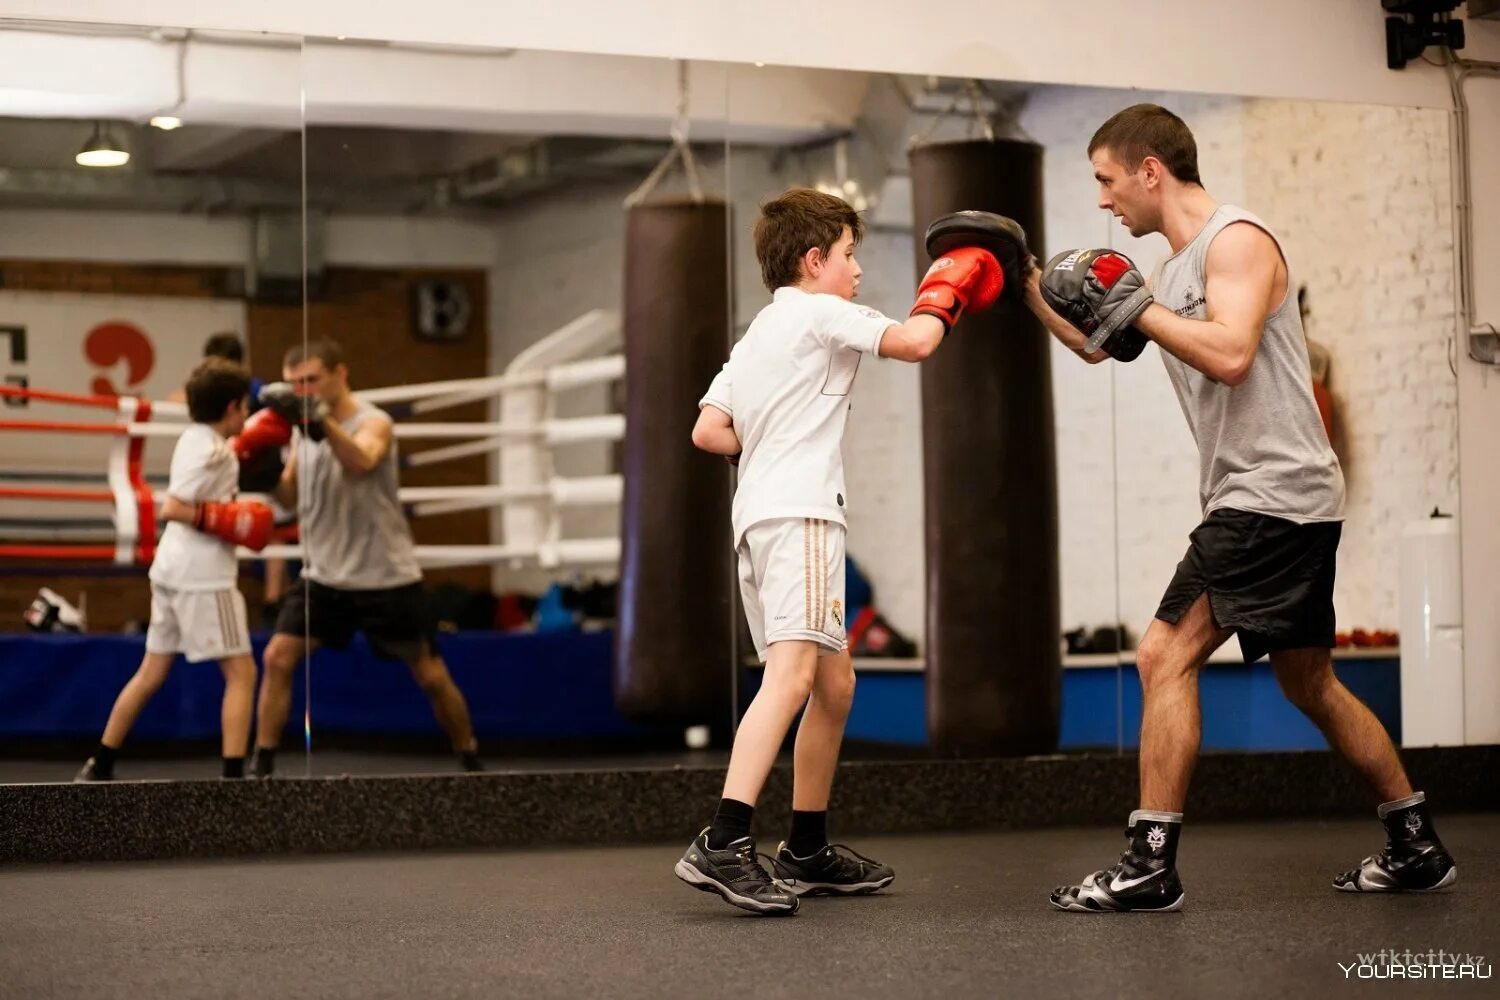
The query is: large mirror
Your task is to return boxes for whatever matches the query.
[0,20,307,782]
[295,40,740,775]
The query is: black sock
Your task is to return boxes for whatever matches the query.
[787,810,829,857]
[706,798,755,850]
[222,756,245,779]
[92,743,117,778]
[459,750,484,772]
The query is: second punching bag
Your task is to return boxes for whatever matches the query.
[910,140,1061,756]
[614,198,735,726]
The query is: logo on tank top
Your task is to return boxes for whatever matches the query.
[1174,286,1206,317]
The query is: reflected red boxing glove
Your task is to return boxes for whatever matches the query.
[194,500,274,552]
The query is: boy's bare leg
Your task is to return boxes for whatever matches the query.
[218,653,257,761]
[721,639,819,806]
[101,652,177,748]
[790,649,855,812]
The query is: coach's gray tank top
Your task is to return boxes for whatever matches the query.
[298,397,421,589]
[1154,205,1344,523]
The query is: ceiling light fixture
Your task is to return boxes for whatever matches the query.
[149,115,183,130]
[75,122,129,167]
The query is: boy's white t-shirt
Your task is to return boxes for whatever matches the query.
[699,286,896,545]
[148,423,241,591]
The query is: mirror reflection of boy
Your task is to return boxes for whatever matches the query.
[78,359,273,781]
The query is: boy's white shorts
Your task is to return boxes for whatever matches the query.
[737,517,847,662]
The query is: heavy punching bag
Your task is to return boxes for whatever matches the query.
[614,198,735,725]
[910,140,1061,756]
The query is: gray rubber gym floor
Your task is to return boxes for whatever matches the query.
[3,815,1495,999]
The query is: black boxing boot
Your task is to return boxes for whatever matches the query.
[1333,792,1457,892]
[1050,810,1186,913]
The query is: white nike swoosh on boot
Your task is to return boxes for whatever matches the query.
[1108,869,1164,893]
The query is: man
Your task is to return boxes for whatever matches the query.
[249,339,481,775]
[1026,103,1456,912]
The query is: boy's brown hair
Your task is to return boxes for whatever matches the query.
[753,187,863,293]
[185,358,251,424]
[1088,103,1202,186]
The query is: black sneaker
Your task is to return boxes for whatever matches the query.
[73,758,111,782]
[1334,793,1457,892]
[674,829,799,915]
[770,842,895,896]
[249,748,275,779]
[1050,811,1186,913]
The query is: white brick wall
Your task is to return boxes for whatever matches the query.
[1241,100,1458,631]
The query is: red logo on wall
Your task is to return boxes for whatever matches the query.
[84,321,154,398]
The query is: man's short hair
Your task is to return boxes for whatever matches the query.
[202,332,245,364]
[753,187,864,293]
[185,358,251,423]
[283,338,345,371]
[1088,104,1202,186]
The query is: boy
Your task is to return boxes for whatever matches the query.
[77,359,274,781]
[676,187,1006,914]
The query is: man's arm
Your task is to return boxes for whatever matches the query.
[1133,223,1281,386]
[325,415,393,476]
[273,445,298,508]
[1023,265,1109,365]
[691,403,741,456]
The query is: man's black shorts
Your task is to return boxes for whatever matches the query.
[274,579,431,665]
[1156,508,1342,663]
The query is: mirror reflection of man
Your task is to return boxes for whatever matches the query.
[243,338,481,775]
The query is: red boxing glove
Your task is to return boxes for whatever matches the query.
[909,246,1006,334]
[194,500,274,552]
[231,408,292,465]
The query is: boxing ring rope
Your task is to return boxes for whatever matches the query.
[0,309,626,574]
[0,385,156,566]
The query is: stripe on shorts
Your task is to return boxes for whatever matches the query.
[803,518,812,630]
[815,519,825,630]
[215,590,230,651]
[217,589,241,651]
